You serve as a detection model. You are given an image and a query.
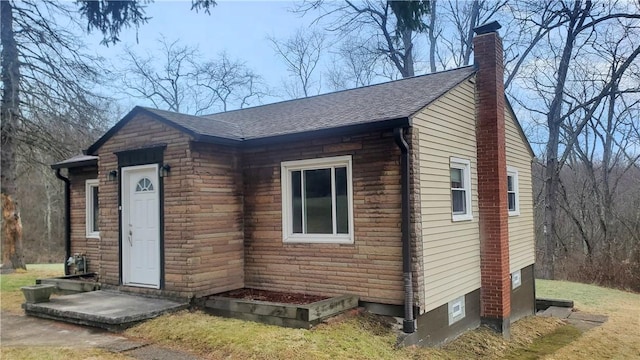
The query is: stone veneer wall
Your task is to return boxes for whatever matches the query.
[68,166,99,273]
[187,142,244,297]
[242,130,406,305]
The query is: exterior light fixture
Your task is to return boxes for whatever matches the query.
[108,170,118,181]
[160,164,171,178]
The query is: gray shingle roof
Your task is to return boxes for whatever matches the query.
[146,66,475,140]
[51,154,98,169]
[140,108,244,141]
[84,66,476,156]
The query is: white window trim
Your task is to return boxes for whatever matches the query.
[512,269,522,289]
[450,157,473,222]
[281,155,354,244]
[85,179,100,239]
[507,166,520,216]
[448,295,466,325]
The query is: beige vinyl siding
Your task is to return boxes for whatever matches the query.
[505,109,536,272]
[411,78,481,313]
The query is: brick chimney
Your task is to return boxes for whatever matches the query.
[473,21,511,338]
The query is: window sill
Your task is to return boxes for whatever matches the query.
[508,211,520,217]
[283,235,354,244]
[86,233,100,239]
[452,214,473,222]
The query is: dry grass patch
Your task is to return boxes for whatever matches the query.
[126,310,413,360]
[440,316,566,359]
[536,279,640,359]
[127,310,566,360]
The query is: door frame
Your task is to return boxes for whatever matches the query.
[120,163,161,288]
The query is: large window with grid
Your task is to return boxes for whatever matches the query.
[281,156,354,243]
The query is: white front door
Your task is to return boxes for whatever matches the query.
[122,164,160,288]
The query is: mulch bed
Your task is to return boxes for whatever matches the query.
[217,288,329,305]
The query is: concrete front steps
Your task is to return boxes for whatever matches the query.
[23,290,189,331]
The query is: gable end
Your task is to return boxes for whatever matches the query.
[505,98,535,159]
[86,107,241,155]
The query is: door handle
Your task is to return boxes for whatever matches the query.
[128,225,133,246]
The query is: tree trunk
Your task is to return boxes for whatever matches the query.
[427,0,437,73]
[401,28,414,77]
[540,3,583,280]
[542,130,559,279]
[462,0,480,66]
[1,0,26,270]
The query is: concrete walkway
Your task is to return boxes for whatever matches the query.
[23,290,188,330]
[1,311,128,348]
[538,306,608,331]
[2,311,201,359]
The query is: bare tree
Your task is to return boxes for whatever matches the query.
[425,0,439,73]
[195,52,267,112]
[118,39,267,114]
[118,36,205,114]
[325,37,380,91]
[269,28,325,98]
[297,1,430,78]
[510,0,640,279]
[1,0,24,269]
[1,0,115,270]
[557,21,640,281]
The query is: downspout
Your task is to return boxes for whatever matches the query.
[55,169,71,276]
[394,127,416,333]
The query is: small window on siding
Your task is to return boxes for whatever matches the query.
[448,295,466,325]
[281,156,353,244]
[507,166,519,216]
[450,158,472,221]
[512,269,522,289]
[85,179,99,238]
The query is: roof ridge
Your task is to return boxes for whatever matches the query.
[200,65,476,118]
[140,106,245,136]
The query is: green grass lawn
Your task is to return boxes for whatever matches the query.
[0,264,64,313]
[2,266,639,359]
[536,279,640,359]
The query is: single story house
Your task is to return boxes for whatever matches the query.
[52,22,535,346]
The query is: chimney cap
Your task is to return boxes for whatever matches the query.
[473,21,502,35]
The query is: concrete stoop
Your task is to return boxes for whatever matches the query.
[22,290,189,331]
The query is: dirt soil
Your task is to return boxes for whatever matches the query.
[218,288,328,304]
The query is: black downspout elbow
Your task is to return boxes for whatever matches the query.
[394,127,416,333]
[55,169,71,276]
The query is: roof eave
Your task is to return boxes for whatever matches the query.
[243,117,411,147]
[51,158,98,170]
[194,134,243,146]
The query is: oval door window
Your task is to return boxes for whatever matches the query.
[135,177,154,192]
